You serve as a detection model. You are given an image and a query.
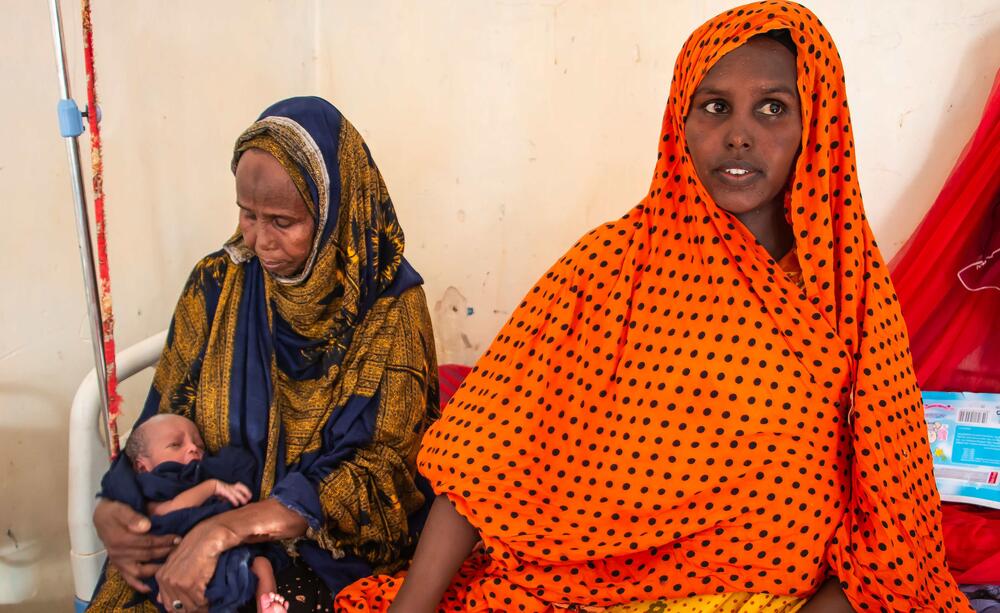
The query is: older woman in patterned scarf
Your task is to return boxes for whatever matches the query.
[89,97,438,612]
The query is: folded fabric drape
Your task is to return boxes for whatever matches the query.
[891,69,1000,393]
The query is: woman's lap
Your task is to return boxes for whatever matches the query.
[604,593,804,613]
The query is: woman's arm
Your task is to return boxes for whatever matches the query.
[797,577,854,613]
[153,498,308,612]
[206,497,310,545]
[389,495,480,613]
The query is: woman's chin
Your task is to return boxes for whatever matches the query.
[714,199,766,215]
[710,191,782,217]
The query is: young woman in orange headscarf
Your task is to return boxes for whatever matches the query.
[337,2,971,611]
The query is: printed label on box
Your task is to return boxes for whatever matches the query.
[923,391,1000,509]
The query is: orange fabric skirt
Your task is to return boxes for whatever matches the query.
[336,550,805,612]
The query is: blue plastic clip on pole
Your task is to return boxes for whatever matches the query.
[58,98,84,137]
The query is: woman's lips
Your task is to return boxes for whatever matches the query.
[260,259,285,271]
[713,164,762,187]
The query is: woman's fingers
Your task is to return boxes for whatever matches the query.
[129,532,180,550]
[157,589,194,612]
[94,500,141,543]
[118,564,152,594]
[123,513,151,534]
[154,526,216,612]
[135,561,161,579]
[98,500,178,553]
[106,533,179,560]
[107,545,171,565]
[158,573,208,613]
[97,499,180,589]
[118,560,162,593]
[142,539,181,561]
[156,575,189,612]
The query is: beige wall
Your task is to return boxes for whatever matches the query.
[1,1,997,608]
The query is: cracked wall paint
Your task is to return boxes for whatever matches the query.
[433,287,482,365]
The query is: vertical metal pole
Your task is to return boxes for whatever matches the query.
[49,0,114,455]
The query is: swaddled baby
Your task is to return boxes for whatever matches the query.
[110,414,287,612]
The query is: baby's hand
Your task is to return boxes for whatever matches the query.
[212,480,252,507]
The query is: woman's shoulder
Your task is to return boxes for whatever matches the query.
[371,285,435,360]
[387,285,433,336]
[180,249,234,296]
[395,284,428,311]
[189,249,232,277]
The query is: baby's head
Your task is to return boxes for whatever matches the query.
[124,413,205,473]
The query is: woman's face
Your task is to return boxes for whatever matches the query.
[235,148,316,277]
[685,37,801,215]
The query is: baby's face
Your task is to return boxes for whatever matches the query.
[135,414,206,472]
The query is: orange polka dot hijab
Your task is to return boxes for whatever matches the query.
[418,2,969,611]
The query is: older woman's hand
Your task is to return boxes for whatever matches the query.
[154,520,230,613]
[93,499,179,593]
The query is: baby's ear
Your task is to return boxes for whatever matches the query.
[134,457,152,473]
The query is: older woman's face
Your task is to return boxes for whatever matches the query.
[685,37,801,215]
[235,149,316,277]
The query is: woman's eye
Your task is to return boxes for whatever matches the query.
[758,101,784,116]
[240,209,255,221]
[274,218,292,229]
[703,100,729,114]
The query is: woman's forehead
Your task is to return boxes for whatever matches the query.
[235,150,306,211]
[695,38,798,93]
[236,148,295,187]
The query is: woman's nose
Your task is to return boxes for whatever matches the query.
[255,224,277,251]
[726,121,753,150]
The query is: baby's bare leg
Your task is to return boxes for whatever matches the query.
[252,557,286,613]
[253,557,276,595]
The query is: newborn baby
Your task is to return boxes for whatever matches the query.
[122,414,287,613]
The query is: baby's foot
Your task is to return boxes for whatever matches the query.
[258,592,288,613]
